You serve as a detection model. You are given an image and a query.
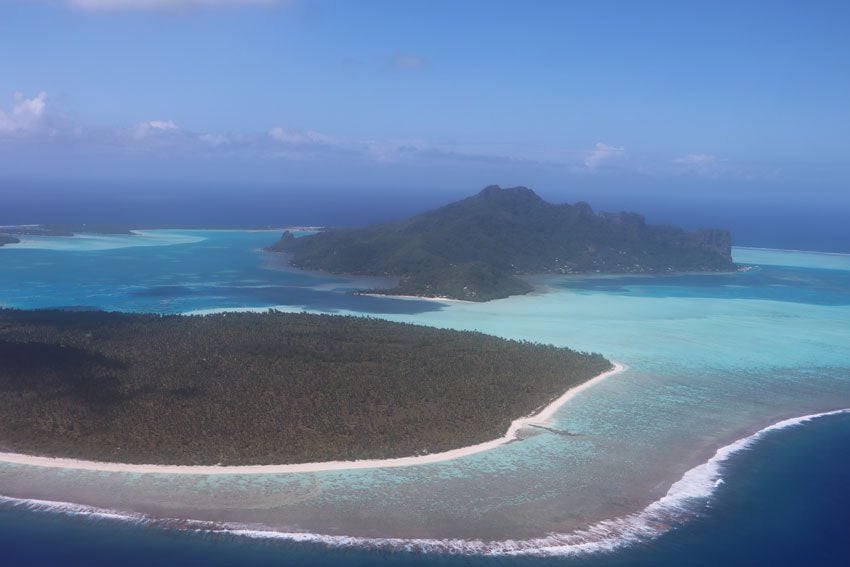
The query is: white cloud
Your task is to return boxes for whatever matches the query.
[67,0,284,12]
[131,119,179,139]
[581,142,626,171]
[148,119,179,131]
[0,92,49,135]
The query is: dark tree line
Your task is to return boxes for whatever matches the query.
[0,308,610,466]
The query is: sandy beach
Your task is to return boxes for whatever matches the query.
[0,363,624,476]
[355,292,478,304]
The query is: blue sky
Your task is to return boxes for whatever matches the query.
[1,0,848,207]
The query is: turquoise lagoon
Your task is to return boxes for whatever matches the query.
[0,230,849,556]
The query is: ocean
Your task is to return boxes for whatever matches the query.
[0,226,848,565]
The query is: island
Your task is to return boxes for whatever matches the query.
[0,308,611,466]
[269,185,734,301]
[0,235,20,247]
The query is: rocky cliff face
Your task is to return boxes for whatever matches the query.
[694,229,733,257]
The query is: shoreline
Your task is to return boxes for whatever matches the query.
[3,406,847,557]
[0,226,320,250]
[213,407,850,555]
[0,363,625,476]
[734,245,850,257]
[354,292,477,304]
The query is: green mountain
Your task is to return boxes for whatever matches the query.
[269,185,734,301]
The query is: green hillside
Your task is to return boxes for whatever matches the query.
[270,185,734,301]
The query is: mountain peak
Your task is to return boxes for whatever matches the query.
[477,185,542,202]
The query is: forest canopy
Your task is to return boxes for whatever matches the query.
[0,309,610,466]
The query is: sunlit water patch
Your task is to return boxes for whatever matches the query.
[6,231,206,251]
[734,246,850,272]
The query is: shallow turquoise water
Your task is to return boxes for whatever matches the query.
[0,231,848,554]
[0,230,440,315]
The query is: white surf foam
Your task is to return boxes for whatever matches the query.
[0,494,146,524]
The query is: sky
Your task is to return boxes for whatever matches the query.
[1,0,849,232]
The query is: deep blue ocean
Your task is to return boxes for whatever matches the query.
[3,181,849,253]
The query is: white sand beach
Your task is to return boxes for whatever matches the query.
[0,363,625,476]
[355,292,478,304]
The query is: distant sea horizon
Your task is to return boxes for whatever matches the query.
[2,181,849,254]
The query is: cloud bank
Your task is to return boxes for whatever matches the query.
[131,119,179,139]
[0,90,757,180]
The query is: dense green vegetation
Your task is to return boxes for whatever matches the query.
[0,309,610,465]
[269,185,734,301]
[0,235,20,247]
